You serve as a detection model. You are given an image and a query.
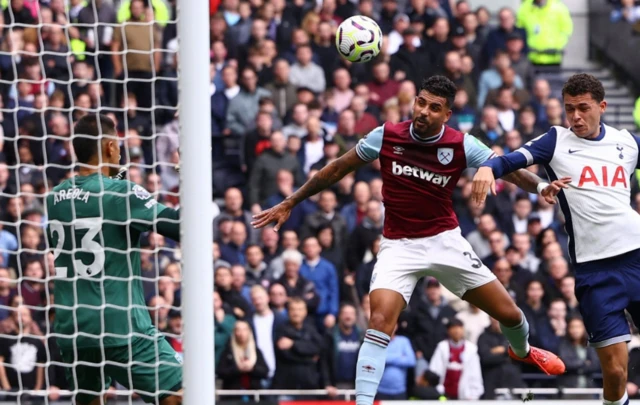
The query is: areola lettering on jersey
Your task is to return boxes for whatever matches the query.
[391,161,452,187]
[53,188,90,205]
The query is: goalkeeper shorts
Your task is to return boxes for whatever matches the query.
[60,335,183,404]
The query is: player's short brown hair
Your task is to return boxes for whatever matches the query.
[562,73,605,103]
[72,114,117,164]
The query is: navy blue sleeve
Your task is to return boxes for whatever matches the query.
[480,128,558,178]
[631,132,640,169]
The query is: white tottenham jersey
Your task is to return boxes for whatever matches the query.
[482,124,640,264]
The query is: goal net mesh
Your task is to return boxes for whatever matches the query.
[0,1,182,403]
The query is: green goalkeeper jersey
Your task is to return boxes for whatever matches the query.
[46,173,180,350]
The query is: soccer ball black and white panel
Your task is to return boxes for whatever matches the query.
[336,15,383,63]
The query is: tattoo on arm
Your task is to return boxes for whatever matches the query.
[287,148,368,206]
[502,169,542,194]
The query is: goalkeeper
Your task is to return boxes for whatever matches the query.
[46,114,182,405]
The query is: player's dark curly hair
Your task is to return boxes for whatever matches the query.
[73,114,117,164]
[562,73,605,103]
[420,75,457,108]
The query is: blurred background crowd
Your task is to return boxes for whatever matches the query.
[0,0,639,402]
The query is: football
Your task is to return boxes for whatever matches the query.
[335,15,382,63]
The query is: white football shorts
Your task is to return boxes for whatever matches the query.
[369,227,496,303]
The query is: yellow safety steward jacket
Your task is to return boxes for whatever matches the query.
[516,0,573,65]
[117,0,169,27]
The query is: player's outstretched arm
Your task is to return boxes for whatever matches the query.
[252,148,368,230]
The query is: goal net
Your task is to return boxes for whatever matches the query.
[0,1,186,403]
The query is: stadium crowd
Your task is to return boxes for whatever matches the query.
[0,0,639,402]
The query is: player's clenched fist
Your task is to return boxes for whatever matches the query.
[251,200,293,232]
[471,167,496,205]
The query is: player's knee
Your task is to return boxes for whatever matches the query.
[603,362,627,384]
[368,311,395,336]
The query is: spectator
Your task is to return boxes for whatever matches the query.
[0,306,46,394]
[560,275,580,317]
[300,237,339,331]
[485,68,530,111]
[231,265,253,306]
[268,282,289,318]
[213,188,259,245]
[219,221,248,266]
[215,265,252,320]
[249,130,304,207]
[265,59,298,119]
[516,0,573,67]
[511,232,541,273]
[277,249,319,314]
[317,225,344,273]
[283,103,310,139]
[260,226,281,266]
[545,256,570,300]
[325,303,363,390]
[429,318,484,400]
[346,200,383,272]
[217,320,270,389]
[481,7,527,69]
[267,230,301,281]
[455,304,490,345]
[535,298,567,353]
[367,62,400,109]
[493,258,526,303]
[477,50,524,108]
[226,67,272,136]
[211,65,239,136]
[411,278,458,361]
[557,316,601,390]
[111,0,159,109]
[466,213,508,259]
[477,317,525,399]
[470,106,504,147]
[350,96,378,136]
[331,68,355,113]
[539,97,565,129]
[390,28,430,90]
[340,181,372,234]
[272,297,325,389]
[245,245,269,287]
[441,51,477,108]
[0,268,14,321]
[148,295,170,331]
[423,17,452,68]
[517,105,545,142]
[505,31,534,89]
[250,285,285,384]
[300,190,348,247]
[288,44,325,94]
[263,169,315,232]
[20,259,45,308]
[377,324,416,400]
[215,290,237,366]
[521,279,548,346]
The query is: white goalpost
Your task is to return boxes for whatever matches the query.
[177,0,215,404]
[0,0,213,403]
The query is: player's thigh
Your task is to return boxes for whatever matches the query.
[426,228,496,299]
[107,336,183,404]
[60,347,111,405]
[575,269,631,348]
[369,236,427,305]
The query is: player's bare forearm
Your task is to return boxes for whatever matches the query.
[286,148,367,206]
[502,169,543,194]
